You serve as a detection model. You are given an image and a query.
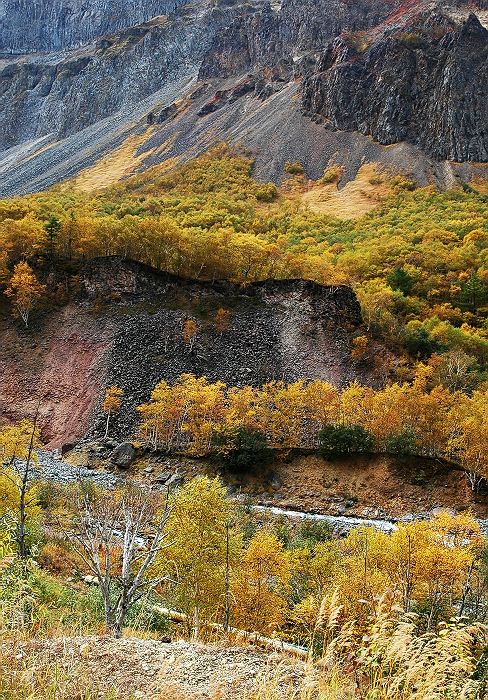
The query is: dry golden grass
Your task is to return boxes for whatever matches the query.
[0,641,118,699]
[251,595,485,700]
[470,169,488,195]
[1,610,484,700]
[301,164,391,219]
[70,127,156,191]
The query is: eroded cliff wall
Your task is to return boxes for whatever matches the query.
[0,0,487,195]
[0,259,383,447]
[0,0,186,53]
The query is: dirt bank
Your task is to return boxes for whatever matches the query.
[135,453,488,519]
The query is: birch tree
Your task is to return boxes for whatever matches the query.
[102,386,124,439]
[4,262,46,328]
[0,413,41,560]
[65,485,172,638]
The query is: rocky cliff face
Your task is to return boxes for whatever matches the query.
[0,0,487,195]
[0,0,185,53]
[301,12,488,162]
[0,259,382,447]
[0,7,222,150]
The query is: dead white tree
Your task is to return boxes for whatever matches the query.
[465,470,485,494]
[66,485,172,638]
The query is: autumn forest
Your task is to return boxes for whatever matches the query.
[1,147,488,698]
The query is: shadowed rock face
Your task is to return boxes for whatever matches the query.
[0,0,186,53]
[0,259,382,446]
[0,0,487,195]
[302,13,488,162]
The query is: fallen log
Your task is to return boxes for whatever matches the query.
[155,607,309,659]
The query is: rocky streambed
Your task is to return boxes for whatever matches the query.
[19,450,488,536]
[20,450,119,488]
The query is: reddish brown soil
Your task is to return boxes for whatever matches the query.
[0,306,110,447]
[270,455,488,518]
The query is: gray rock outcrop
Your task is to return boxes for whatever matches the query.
[0,0,186,53]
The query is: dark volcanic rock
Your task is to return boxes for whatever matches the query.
[81,258,366,440]
[302,14,488,162]
[110,442,136,468]
[0,258,383,446]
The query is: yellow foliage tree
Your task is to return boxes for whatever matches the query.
[0,250,9,285]
[351,335,369,360]
[332,514,483,628]
[182,319,198,351]
[137,372,488,479]
[102,386,124,439]
[139,374,226,455]
[214,307,231,335]
[0,420,41,558]
[155,476,237,638]
[4,261,46,327]
[449,387,488,487]
[232,531,290,635]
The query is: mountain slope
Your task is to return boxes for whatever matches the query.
[0,0,487,195]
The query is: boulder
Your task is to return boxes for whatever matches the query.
[153,471,173,485]
[166,473,184,489]
[110,442,136,468]
[269,472,282,490]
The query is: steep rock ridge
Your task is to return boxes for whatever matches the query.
[198,3,288,81]
[198,0,408,81]
[0,11,216,150]
[0,259,381,446]
[0,0,187,53]
[301,13,488,162]
[0,0,488,194]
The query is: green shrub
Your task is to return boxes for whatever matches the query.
[403,327,443,359]
[318,424,375,458]
[255,183,278,202]
[387,267,414,295]
[385,428,417,456]
[212,426,273,472]
[293,519,333,547]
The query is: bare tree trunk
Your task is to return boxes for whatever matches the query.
[459,558,477,617]
[193,582,200,640]
[193,606,200,640]
[64,486,172,638]
[18,401,40,560]
[224,522,230,633]
[465,471,483,493]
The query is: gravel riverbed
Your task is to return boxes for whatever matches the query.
[20,450,119,488]
[18,451,488,536]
